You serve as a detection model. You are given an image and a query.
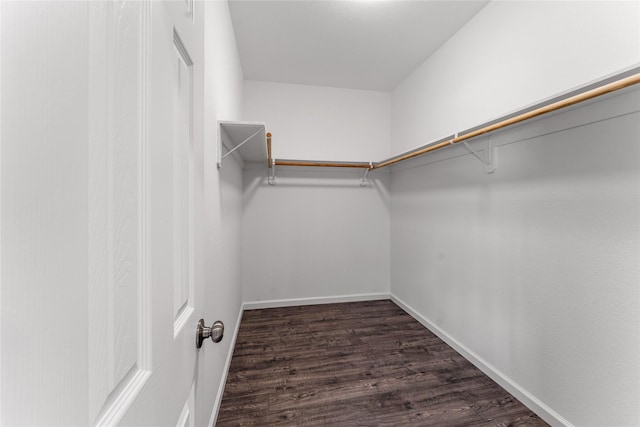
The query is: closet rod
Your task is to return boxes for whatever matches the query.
[372,72,640,170]
[274,160,371,168]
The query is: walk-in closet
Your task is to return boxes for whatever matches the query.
[2,1,638,426]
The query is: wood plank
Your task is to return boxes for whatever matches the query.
[217,300,549,426]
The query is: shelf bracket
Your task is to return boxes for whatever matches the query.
[268,160,276,185]
[360,163,373,187]
[462,138,497,173]
[219,128,263,167]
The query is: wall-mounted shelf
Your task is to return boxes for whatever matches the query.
[218,121,267,168]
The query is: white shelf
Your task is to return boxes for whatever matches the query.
[218,121,267,168]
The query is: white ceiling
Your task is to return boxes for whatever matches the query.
[228,0,489,91]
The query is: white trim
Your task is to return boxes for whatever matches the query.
[173,305,195,338]
[0,1,3,418]
[207,304,244,427]
[389,293,573,427]
[138,0,152,372]
[243,292,390,310]
[176,395,190,427]
[94,368,152,427]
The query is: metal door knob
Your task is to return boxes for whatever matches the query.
[196,319,224,348]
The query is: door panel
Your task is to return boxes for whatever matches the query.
[172,31,195,334]
[176,384,196,427]
[120,0,204,425]
[1,1,206,425]
[87,1,146,423]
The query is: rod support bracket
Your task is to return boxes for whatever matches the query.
[268,160,276,185]
[462,138,497,174]
[360,163,373,187]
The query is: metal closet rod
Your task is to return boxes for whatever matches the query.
[266,134,369,168]
[266,71,640,172]
[373,71,640,170]
[275,160,371,168]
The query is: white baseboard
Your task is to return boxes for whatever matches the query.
[208,304,244,427]
[389,293,572,427]
[243,292,390,310]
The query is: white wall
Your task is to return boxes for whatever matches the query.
[242,166,390,305]
[244,80,390,161]
[241,81,391,305]
[392,0,640,155]
[390,82,640,426]
[201,1,245,426]
[389,2,640,425]
[391,2,640,426]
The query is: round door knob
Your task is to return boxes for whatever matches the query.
[196,319,224,348]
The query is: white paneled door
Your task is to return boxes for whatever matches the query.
[1,1,209,425]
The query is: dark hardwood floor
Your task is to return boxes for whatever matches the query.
[217,300,548,426]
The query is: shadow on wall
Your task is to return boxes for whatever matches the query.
[390,87,640,196]
[242,165,391,207]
